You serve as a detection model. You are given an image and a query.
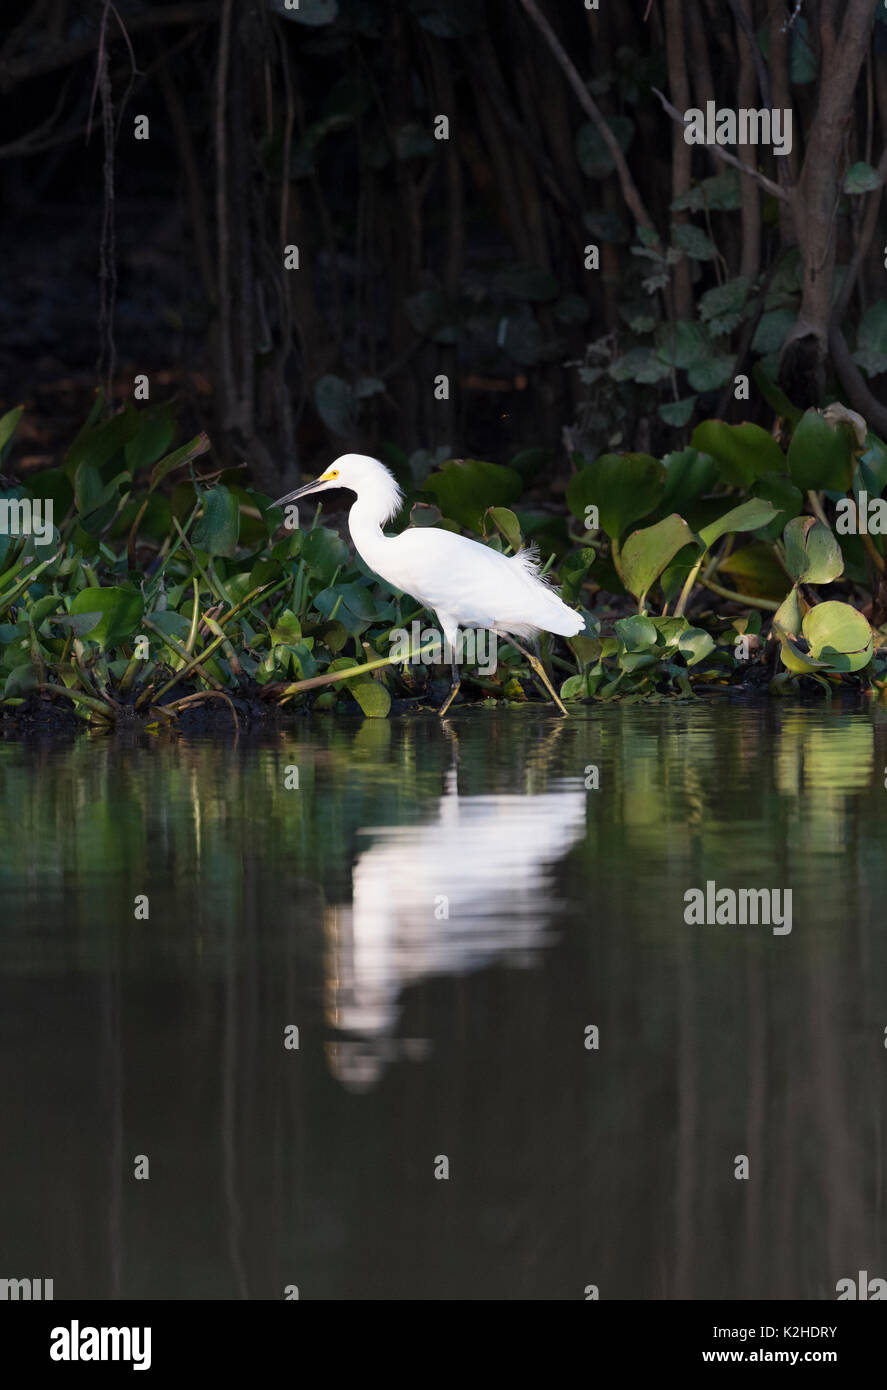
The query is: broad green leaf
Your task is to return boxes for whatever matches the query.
[660,448,719,513]
[773,584,803,638]
[803,601,873,672]
[691,420,784,487]
[424,459,521,534]
[782,516,843,584]
[719,542,792,601]
[351,680,391,717]
[566,453,665,538]
[483,506,522,550]
[302,526,350,582]
[698,498,779,549]
[615,615,658,650]
[70,586,144,648]
[192,485,240,557]
[270,609,302,646]
[620,514,696,601]
[124,406,176,472]
[749,473,803,540]
[678,627,715,666]
[3,662,37,699]
[560,673,589,702]
[787,408,856,491]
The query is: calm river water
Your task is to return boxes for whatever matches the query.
[1,702,885,1299]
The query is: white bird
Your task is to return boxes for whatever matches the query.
[272,453,584,714]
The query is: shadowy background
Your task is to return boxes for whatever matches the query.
[1,0,886,496]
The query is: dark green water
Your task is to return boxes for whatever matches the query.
[1,702,886,1300]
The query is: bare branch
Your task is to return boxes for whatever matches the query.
[517,0,660,240]
[650,86,789,201]
[0,2,218,89]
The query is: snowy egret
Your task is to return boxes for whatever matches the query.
[272,454,584,715]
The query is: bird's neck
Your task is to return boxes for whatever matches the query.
[347,494,392,570]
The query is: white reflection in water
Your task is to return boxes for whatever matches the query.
[325,769,587,1089]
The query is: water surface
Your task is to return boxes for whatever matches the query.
[1,702,886,1299]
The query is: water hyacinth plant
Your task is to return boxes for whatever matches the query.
[0,395,885,725]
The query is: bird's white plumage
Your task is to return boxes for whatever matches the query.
[275,453,584,644]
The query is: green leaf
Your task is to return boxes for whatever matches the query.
[690,420,784,488]
[748,473,803,540]
[687,357,734,391]
[558,547,596,604]
[70,586,144,648]
[609,347,671,384]
[270,608,302,646]
[657,321,711,369]
[782,516,843,584]
[752,309,796,355]
[698,277,750,337]
[124,407,176,473]
[698,498,779,549]
[0,405,23,458]
[566,453,666,538]
[803,600,872,672]
[560,673,589,702]
[351,680,391,717]
[424,459,522,533]
[678,627,715,666]
[620,514,696,601]
[149,432,211,492]
[614,615,659,650]
[787,408,855,492]
[658,396,697,427]
[719,542,792,601]
[302,526,351,582]
[483,506,522,550]
[843,162,882,195]
[670,223,717,260]
[191,485,240,557]
[3,662,37,699]
[575,115,635,178]
[670,170,741,212]
[660,448,719,512]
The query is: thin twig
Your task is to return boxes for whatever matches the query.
[650,87,788,201]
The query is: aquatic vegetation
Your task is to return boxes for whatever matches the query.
[0,397,885,724]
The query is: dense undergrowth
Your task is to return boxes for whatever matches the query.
[1,395,886,727]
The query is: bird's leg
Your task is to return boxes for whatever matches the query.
[437,657,461,717]
[503,634,569,716]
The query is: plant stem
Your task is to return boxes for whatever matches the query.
[699,577,780,610]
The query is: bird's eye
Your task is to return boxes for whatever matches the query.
[329,470,339,478]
